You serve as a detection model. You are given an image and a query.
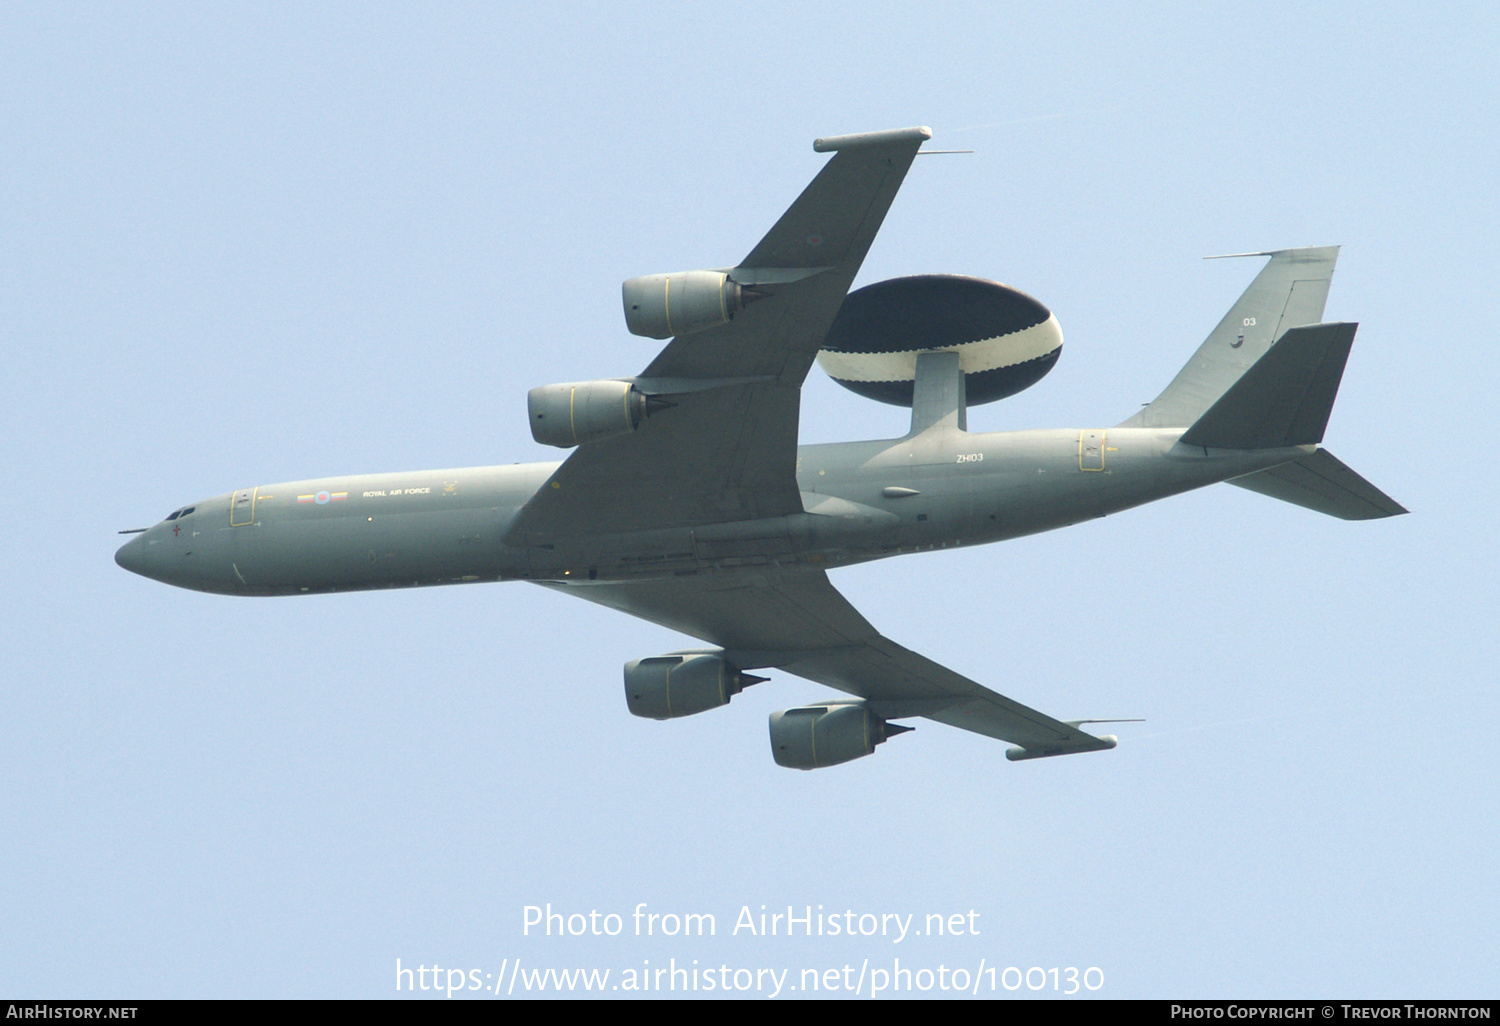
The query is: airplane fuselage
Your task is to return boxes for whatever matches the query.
[115,426,1306,596]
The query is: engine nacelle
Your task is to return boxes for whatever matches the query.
[768,702,906,770]
[622,270,747,339]
[624,654,764,720]
[528,380,649,448]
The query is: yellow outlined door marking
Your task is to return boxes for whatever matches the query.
[1079,430,1106,471]
[230,487,258,526]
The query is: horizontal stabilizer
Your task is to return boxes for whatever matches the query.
[1229,449,1407,520]
[1179,322,1356,449]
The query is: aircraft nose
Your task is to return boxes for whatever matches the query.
[114,533,157,579]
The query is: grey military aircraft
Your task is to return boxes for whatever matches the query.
[116,126,1404,769]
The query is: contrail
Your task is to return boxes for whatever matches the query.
[947,107,1120,134]
[1127,712,1302,743]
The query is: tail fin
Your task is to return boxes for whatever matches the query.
[1120,246,1340,428]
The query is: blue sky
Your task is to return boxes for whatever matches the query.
[3,3,1495,998]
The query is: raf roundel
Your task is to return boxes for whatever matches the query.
[816,275,1063,407]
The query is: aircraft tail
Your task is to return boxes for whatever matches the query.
[1120,246,1405,520]
[1119,246,1341,430]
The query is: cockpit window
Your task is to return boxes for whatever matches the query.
[166,510,180,521]
[181,507,195,517]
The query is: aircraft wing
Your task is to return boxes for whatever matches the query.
[506,127,931,540]
[538,569,1118,759]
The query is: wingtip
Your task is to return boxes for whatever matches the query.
[1004,734,1119,762]
[813,126,933,153]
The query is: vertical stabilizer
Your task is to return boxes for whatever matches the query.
[1120,247,1340,428]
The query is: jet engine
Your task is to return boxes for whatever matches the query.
[816,274,1063,406]
[527,380,658,448]
[768,702,911,769]
[621,270,754,339]
[624,653,766,720]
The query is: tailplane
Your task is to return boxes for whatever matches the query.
[1229,450,1407,520]
[1178,322,1355,450]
